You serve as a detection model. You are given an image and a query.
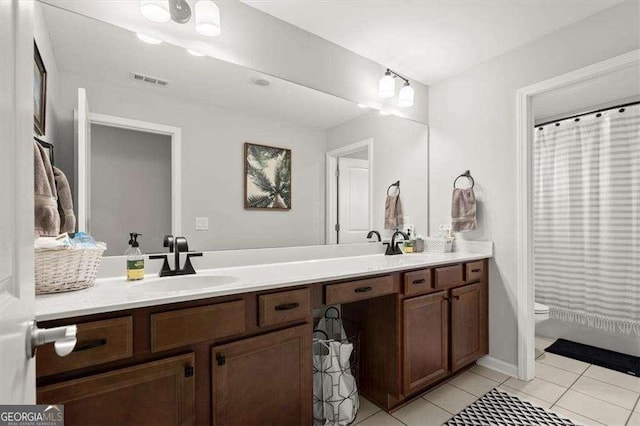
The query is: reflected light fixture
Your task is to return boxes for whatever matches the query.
[136,33,163,44]
[195,0,221,36]
[140,0,221,37]
[379,68,415,107]
[187,48,205,56]
[140,0,170,22]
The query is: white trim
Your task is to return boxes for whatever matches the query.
[325,139,374,244]
[476,356,518,379]
[515,50,639,381]
[78,111,182,239]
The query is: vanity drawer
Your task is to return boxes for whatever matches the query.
[325,275,394,305]
[403,269,433,296]
[434,265,464,289]
[465,261,485,282]
[150,300,246,353]
[258,288,311,327]
[37,317,133,377]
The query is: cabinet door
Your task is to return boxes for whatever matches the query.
[403,291,449,395]
[37,353,195,425]
[451,282,486,371]
[212,324,311,426]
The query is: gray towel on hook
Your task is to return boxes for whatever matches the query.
[384,194,404,230]
[34,141,60,237]
[451,188,476,232]
[53,166,76,234]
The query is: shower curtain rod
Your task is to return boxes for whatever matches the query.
[535,100,639,128]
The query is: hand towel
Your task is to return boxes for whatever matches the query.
[384,194,404,230]
[34,141,60,237]
[451,188,476,232]
[53,166,76,234]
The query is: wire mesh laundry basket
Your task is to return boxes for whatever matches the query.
[313,307,361,426]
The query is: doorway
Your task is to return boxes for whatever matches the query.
[326,139,374,244]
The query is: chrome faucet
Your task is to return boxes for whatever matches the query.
[150,235,202,277]
[384,231,409,255]
[366,230,382,242]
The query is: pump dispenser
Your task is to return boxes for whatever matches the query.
[125,232,144,281]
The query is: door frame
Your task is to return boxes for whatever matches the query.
[515,49,639,381]
[77,112,182,237]
[325,139,373,245]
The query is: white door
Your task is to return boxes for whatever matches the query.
[337,158,371,244]
[76,88,91,232]
[0,0,36,403]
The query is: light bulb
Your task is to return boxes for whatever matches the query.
[195,0,221,36]
[136,33,163,45]
[187,49,205,56]
[379,70,395,98]
[140,0,170,23]
[398,82,414,107]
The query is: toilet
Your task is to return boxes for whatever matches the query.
[535,302,550,324]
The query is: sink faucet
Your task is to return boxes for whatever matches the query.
[385,231,409,255]
[150,235,203,277]
[366,230,381,242]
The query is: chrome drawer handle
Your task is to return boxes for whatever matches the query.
[355,286,373,293]
[275,302,299,311]
[73,338,107,352]
[412,279,426,285]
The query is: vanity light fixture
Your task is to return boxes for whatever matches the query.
[136,33,163,45]
[187,48,205,56]
[379,68,415,107]
[195,0,221,36]
[140,0,221,37]
[141,0,170,23]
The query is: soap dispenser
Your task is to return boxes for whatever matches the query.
[125,232,144,281]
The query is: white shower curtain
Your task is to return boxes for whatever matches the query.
[534,103,640,335]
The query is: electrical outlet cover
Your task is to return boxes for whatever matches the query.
[195,217,209,231]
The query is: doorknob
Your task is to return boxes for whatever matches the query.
[26,321,77,358]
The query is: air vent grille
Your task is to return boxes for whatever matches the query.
[130,72,169,87]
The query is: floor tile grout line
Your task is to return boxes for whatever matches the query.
[580,371,640,394]
[550,404,606,426]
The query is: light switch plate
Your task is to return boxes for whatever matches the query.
[195,217,209,231]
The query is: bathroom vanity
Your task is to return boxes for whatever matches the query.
[35,253,489,425]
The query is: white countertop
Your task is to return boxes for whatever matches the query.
[36,251,492,321]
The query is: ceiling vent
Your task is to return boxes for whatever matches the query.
[130,72,170,87]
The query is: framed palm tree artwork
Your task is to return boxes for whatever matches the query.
[244,143,291,210]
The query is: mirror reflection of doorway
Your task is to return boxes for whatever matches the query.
[326,139,373,244]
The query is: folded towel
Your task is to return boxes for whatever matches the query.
[53,166,76,234]
[34,141,60,237]
[384,194,404,230]
[451,188,476,232]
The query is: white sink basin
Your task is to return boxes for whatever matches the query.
[131,275,238,293]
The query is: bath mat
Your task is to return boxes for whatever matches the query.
[445,388,576,425]
[545,338,640,376]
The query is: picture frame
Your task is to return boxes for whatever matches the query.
[244,142,291,210]
[34,41,47,136]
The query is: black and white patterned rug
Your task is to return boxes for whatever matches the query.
[445,388,576,425]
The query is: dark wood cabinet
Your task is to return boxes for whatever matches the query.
[37,353,195,426]
[451,282,487,371]
[402,291,449,395]
[211,324,312,426]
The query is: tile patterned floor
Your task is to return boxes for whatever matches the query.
[352,336,639,425]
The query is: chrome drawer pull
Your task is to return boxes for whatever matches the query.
[412,279,426,285]
[73,338,107,352]
[275,302,299,311]
[355,286,373,293]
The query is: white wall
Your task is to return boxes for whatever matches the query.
[428,0,639,367]
[327,112,429,239]
[33,2,59,144]
[56,71,327,252]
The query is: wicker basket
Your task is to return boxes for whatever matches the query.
[424,237,454,253]
[35,243,106,295]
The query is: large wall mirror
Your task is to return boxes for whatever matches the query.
[36,1,428,256]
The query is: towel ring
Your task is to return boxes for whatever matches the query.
[453,170,474,189]
[387,181,400,196]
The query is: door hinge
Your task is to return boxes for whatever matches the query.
[334,224,340,232]
[216,354,226,366]
[184,365,194,377]
[335,168,340,178]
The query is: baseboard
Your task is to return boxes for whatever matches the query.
[477,356,518,378]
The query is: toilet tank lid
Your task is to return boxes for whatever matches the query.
[535,302,549,314]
